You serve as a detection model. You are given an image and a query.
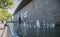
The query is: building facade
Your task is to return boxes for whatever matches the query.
[13,0,60,36]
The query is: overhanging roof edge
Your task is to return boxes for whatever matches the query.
[13,0,33,15]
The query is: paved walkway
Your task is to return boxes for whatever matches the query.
[0,24,12,37]
[0,24,4,37]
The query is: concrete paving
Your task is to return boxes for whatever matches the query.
[0,24,12,37]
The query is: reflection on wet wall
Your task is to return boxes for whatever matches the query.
[13,0,60,37]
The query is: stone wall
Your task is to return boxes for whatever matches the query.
[14,0,60,23]
[13,0,60,35]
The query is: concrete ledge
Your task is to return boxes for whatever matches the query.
[3,27,12,37]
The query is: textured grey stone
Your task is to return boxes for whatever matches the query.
[13,0,60,35]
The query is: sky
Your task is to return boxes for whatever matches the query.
[8,0,22,14]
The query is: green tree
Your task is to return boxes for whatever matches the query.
[0,0,14,21]
[0,9,12,21]
[0,0,14,9]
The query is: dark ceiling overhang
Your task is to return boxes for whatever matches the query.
[13,0,33,15]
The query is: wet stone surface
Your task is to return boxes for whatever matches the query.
[16,24,60,37]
